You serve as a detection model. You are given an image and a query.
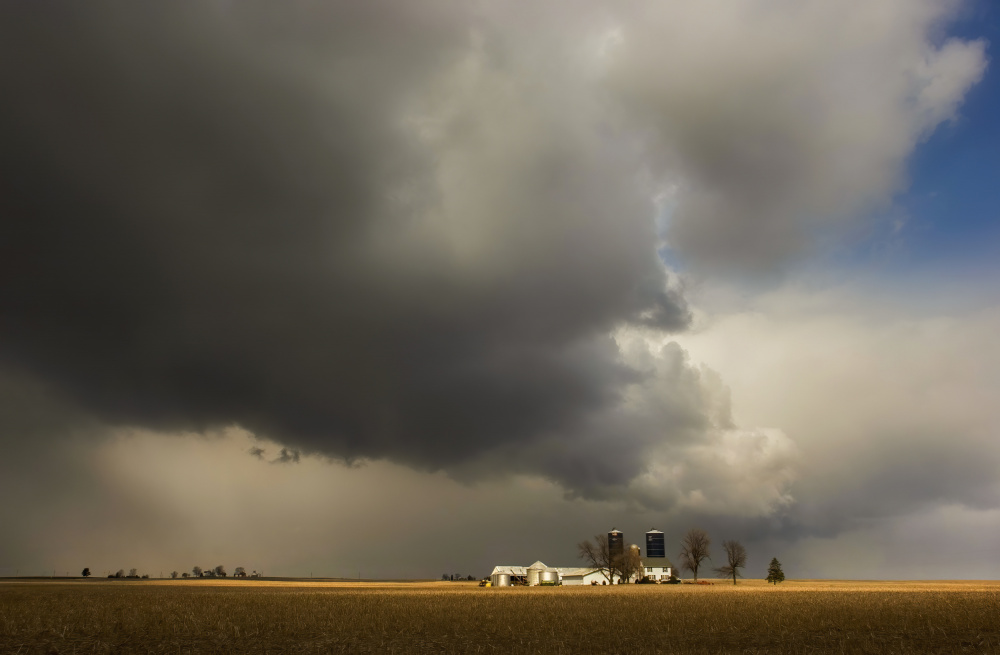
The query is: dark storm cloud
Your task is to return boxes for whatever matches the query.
[0,1,986,516]
[0,2,694,495]
[272,448,301,465]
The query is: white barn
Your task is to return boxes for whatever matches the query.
[558,567,607,585]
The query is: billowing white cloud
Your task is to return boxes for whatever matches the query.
[607,0,987,272]
[679,280,1000,536]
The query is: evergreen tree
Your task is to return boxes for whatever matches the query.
[766,557,785,585]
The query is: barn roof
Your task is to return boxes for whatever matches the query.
[491,564,602,577]
[491,565,527,576]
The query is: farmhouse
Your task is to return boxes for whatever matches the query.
[641,556,673,582]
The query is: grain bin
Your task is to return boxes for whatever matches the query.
[527,561,547,586]
[491,573,511,587]
[539,570,559,585]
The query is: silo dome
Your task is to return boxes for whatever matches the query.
[527,561,547,586]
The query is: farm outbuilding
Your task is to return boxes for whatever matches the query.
[490,562,604,586]
[558,567,606,585]
[490,565,527,586]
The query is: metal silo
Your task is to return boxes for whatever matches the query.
[527,561,547,586]
[608,528,624,560]
[645,529,665,558]
[492,573,511,587]
[539,570,559,585]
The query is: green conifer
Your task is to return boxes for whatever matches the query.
[766,557,785,585]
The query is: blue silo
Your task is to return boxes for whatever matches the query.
[608,528,624,559]
[645,529,665,558]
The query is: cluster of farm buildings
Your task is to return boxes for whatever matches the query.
[490,528,674,586]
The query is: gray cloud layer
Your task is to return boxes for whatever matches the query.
[0,1,985,509]
[0,1,689,494]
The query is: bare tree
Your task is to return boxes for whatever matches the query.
[192,566,203,577]
[114,569,125,578]
[170,571,179,579]
[234,567,246,578]
[714,540,747,585]
[620,545,643,583]
[128,568,139,578]
[578,534,618,583]
[579,535,641,583]
[679,528,711,581]
[214,565,227,577]
[182,572,190,578]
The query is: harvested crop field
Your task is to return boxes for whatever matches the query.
[1,579,998,653]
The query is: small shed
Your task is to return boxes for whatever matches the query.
[558,567,606,585]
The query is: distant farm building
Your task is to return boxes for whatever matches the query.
[490,562,605,586]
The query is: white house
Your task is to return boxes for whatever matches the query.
[641,556,673,581]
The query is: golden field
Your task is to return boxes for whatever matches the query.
[1,578,998,653]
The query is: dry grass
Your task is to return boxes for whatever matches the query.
[1,578,998,653]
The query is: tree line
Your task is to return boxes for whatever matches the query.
[81,565,261,579]
[99,568,149,579]
[578,528,785,584]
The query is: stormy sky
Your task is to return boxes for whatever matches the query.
[1,0,998,579]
